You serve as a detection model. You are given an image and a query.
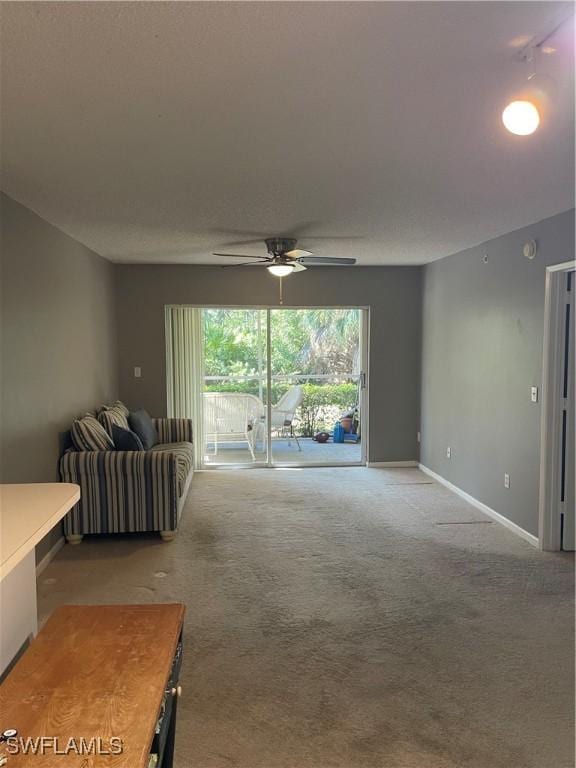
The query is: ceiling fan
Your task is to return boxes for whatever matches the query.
[213,237,356,277]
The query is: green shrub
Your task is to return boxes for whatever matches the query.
[204,381,287,402]
[298,383,358,436]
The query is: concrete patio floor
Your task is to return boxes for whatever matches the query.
[203,436,363,465]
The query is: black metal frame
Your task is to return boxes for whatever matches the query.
[150,634,183,768]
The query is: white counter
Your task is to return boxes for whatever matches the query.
[0,483,80,675]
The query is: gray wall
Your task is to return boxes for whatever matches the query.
[0,194,119,561]
[115,265,422,463]
[421,209,575,536]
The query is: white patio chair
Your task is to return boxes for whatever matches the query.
[269,385,304,451]
[203,392,265,460]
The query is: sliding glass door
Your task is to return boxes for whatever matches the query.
[202,309,268,466]
[268,309,364,465]
[170,306,367,468]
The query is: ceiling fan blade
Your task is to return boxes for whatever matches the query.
[291,262,307,272]
[297,256,356,265]
[220,260,270,268]
[285,249,313,259]
[212,252,264,259]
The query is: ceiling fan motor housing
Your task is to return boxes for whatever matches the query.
[265,237,298,257]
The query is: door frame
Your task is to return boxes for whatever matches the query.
[187,304,370,469]
[538,261,575,550]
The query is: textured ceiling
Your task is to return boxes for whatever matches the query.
[0,1,574,265]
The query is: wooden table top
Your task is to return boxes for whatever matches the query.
[0,483,80,579]
[0,604,185,767]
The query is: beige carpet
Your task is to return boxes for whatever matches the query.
[38,468,574,768]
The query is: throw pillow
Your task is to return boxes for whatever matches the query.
[112,424,144,451]
[71,415,115,452]
[98,402,130,435]
[109,400,129,417]
[128,409,159,450]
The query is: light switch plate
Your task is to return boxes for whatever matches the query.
[446,446,451,459]
[531,386,538,403]
[504,473,510,489]
[134,366,142,379]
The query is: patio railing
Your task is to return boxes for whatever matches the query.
[204,373,359,382]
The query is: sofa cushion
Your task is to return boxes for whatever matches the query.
[71,415,115,452]
[98,401,130,435]
[151,442,194,495]
[129,409,159,450]
[112,424,144,451]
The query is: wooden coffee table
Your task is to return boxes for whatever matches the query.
[0,603,185,767]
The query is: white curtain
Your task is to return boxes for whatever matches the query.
[165,306,204,468]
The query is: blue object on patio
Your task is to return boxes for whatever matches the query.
[333,423,345,443]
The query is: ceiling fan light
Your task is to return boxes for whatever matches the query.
[267,263,294,277]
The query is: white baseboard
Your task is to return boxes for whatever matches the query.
[36,535,65,577]
[418,464,539,548]
[368,460,419,468]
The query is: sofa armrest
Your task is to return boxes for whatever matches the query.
[153,418,193,444]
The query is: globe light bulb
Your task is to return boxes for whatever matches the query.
[502,100,540,136]
[267,263,294,277]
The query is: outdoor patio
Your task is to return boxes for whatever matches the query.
[203,436,362,465]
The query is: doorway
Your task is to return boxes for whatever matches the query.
[539,264,575,551]
[186,307,368,468]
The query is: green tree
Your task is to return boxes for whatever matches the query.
[204,308,360,378]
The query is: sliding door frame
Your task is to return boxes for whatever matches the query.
[169,304,370,469]
[267,306,369,469]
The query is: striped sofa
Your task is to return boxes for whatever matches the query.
[60,410,194,544]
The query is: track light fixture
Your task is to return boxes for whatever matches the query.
[502,46,542,136]
[501,5,571,137]
[502,99,540,136]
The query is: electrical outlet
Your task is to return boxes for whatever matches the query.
[504,473,510,489]
[531,386,538,403]
[446,446,451,459]
[417,431,421,443]
[134,366,142,379]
